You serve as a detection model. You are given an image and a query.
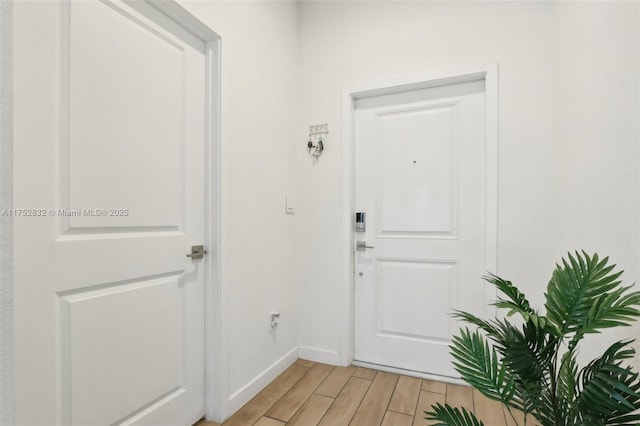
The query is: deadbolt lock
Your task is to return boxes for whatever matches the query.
[187,245,208,260]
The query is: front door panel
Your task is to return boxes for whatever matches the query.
[354,80,487,377]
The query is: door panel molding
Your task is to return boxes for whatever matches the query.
[60,274,184,425]
[341,63,499,367]
[373,257,458,344]
[59,0,189,236]
[374,101,460,239]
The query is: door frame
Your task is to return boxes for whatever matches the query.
[340,63,500,371]
[0,0,14,424]
[1,1,226,422]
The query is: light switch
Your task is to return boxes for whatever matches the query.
[286,195,295,214]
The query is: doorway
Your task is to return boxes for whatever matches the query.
[342,66,498,379]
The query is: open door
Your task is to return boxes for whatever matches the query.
[14,1,208,424]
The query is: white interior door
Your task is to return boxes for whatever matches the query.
[354,79,488,378]
[14,1,206,424]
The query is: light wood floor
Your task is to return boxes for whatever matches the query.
[197,359,537,426]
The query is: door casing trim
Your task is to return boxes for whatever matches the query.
[340,63,499,368]
[0,1,14,424]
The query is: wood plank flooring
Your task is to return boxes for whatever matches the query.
[197,359,538,426]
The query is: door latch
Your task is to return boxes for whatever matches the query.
[187,245,208,259]
[356,241,374,251]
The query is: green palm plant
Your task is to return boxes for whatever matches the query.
[426,251,640,426]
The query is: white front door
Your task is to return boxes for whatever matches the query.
[14,1,206,424]
[354,79,489,377]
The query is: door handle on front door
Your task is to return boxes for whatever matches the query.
[356,241,374,251]
[187,245,208,259]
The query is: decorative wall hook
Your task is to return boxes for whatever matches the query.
[308,124,328,157]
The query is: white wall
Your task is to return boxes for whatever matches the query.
[295,1,640,370]
[179,1,299,419]
[552,1,640,363]
[296,0,557,363]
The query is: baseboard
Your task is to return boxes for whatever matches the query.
[351,360,466,385]
[298,346,342,365]
[226,346,298,416]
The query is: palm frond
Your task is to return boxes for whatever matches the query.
[557,350,579,424]
[545,251,633,342]
[569,286,640,350]
[484,272,535,318]
[449,328,516,405]
[497,318,556,386]
[425,403,485,426]
[452,310,508,347]
[604,413,640,425]
[489,319,557,418]
[577,340,640,423]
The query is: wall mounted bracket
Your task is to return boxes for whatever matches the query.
[307,124,328,157]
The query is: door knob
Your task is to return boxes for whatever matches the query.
[187,245,208,259]
[356,241,374,251]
